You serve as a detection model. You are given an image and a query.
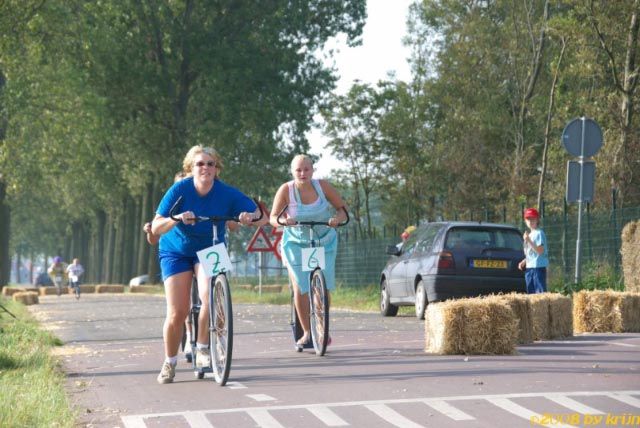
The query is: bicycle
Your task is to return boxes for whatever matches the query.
[170,196,263,385]
[68,275,81,299]
[276,206,349,356]
[52,273,65,297]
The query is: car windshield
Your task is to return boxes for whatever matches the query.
[444,227,522,251]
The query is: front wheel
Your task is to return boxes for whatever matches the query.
[309,269,329,356]
[415,280,427,320]
[380,279,398,317]
[74,283,81,300]
[209,274,233,386]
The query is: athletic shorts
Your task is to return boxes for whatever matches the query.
[160,254,199,281]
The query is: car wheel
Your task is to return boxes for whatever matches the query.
[415,280,427,320]
[380,279,398,317]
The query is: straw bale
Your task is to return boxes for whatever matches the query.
[95,284,125,293]
[621,293,640,332]
[12,291,39,305]
[39,286,60,296]
[498,293,533,344]
[621,220,640,292]
[424,296,518,355]
[528,293,551,340]
[67,285,96,294]
[573,290,622,333]
[2,286,37,296]
[129,285,161,294]
[547,294,573,338]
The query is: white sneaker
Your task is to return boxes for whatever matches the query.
[196,348,210,368]
[156,361,176,384]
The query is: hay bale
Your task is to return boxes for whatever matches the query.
[573,290,623,333]
[39,286,59,296]
[498,293,534,344]
[2,286,37,296]
[425,296,518,355]
[548,293,573,338]
[12,291,39,305]
[528,293,551,340]
[95,284,125,293]
[574,290,640,333]
[621,220,640,292]
[67,285,96,294]
[129,285,162,294]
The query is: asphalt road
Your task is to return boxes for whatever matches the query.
[28,293,640,428]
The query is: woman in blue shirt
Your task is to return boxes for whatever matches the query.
[152,145,265,384]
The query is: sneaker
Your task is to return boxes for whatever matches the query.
[156,361,176,384]
[196,348,210,368]
[183,342,193,362]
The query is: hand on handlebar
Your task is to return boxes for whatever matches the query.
[176,211,197,225]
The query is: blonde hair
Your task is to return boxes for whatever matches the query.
[182,145,223,177]
[290,154,314,173]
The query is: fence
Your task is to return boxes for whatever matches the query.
[228,200,639,289]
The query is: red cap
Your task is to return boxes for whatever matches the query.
[524,208,540,219]
[401,232,409,241]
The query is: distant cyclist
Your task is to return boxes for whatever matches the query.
[48,256,67,295]
[66,258,85,289]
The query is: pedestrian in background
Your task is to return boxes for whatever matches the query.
[518,208,548,294]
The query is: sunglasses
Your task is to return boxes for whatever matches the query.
[194,161,216,168]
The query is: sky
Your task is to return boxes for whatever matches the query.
[308,0,414,177]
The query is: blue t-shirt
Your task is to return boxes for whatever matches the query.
[525,228,549,268]
[156,177,256,257]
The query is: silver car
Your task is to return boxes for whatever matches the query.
[380,221,526,319]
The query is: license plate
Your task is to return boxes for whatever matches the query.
[472,259,508,269]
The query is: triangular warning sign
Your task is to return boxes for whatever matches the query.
[247,227,275,252]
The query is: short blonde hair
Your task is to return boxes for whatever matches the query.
[290,154,314,172]
[182,145,223,177]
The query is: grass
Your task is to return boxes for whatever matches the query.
[0,296,75,428]
[230,282,382,312]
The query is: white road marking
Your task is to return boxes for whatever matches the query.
[547,394,605,414]
[121,390,640,428]
[246,409,284,428]
[307,406,349,426]
[488,398,575,428]
[226,381,247,389]
[247,394,276,402]
[423,399,474,420]
[610,393,640,408]
[183,410,213,428]
[365,404,423,428]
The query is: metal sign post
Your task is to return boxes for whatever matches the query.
[562,117,603,284]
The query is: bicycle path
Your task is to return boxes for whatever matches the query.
[28,293,640,427]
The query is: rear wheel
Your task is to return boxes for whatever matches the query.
[415,280,427,320]
[309,269,329,356]
[209,274,233,385]
[74,283,81,299]
[380,279,398,317]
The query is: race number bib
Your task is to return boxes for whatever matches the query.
[301,247,325,271]
[197,243,233,277]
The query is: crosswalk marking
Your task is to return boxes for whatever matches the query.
[247,394,276,402]
[183,410,213,428]
[487,398,575,428]
[226,381,247,389]
[610,393,640,408]
[365,404,423,428]
[246,409,284,428]
[547,394,605,415]
[121,390,640,428]
[423,399,474,420]
[307,406,349,426]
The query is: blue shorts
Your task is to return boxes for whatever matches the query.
[160,254,199,281]
[525,267,547,294]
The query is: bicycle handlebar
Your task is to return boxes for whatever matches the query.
[169,196,264,223]
[276,205,349,227]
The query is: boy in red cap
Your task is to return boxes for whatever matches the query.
[518,208,548,293]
